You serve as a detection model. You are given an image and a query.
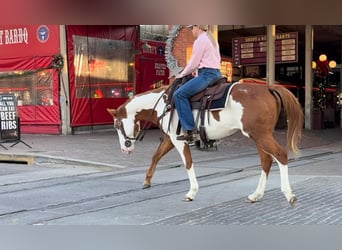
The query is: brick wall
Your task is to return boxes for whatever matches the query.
[172,26,194,67]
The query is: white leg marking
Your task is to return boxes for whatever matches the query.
[184,165,199,201]
[275,158,296,204]
[248,170,267,202]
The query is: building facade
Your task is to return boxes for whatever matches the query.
[0,25,169,134]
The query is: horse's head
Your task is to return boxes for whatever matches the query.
[107,108,141,154]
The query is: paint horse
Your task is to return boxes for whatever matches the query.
[107,80,303,206]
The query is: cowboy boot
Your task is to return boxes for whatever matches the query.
[176,130,194,142]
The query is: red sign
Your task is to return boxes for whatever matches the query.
[0,25,60,59]
[140,40,166,59]
[232,32,298,67]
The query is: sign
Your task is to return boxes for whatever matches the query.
[232,32,298,67]
[0,94,19,142]
[0,25,60,59]
[141,40,166,58]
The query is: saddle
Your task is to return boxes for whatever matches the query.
[190,77,229,109]
[166,76,232,150]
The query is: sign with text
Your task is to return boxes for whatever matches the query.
[232,32,298,67]
[0,25,60,59]
[0,94,19,142]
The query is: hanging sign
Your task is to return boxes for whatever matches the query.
[0,93,19,142]
[232,32,298,67]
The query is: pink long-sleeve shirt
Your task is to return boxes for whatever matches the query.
[178,32,221,78]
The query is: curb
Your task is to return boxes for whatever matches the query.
[0,153,126,170]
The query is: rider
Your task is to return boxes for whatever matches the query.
[173,25,222,142]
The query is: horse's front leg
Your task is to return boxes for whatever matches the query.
[184,163,199,201]
[143,133,174,188]
[177,142,199,201]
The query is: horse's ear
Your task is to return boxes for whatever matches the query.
[107,108,117,117]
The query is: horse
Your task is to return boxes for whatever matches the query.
[107,80,304,206]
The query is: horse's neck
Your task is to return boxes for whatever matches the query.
[128,91,164,114]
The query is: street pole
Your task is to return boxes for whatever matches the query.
[340,40,342,128]
[59,25,72,135]
[266,25,275,85]
[209,25,218,40]
[305,25,313,130]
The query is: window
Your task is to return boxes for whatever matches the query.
[0,69,53,106]
[140,25,169,41]
[73,35,135,98]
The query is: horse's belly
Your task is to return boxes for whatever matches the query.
[203,101,244,140]
[205,125,239,140]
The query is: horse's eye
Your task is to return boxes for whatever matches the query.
[114,120,122,129]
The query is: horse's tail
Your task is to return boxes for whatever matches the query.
[269,85,304,157]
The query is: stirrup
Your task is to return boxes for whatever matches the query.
[176,130,197,142]
[176,130,193,141]
[165,104,171,112]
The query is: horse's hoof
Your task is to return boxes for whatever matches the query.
[183,197,193,202]
[246,198,258,203]
[289,196,297,207]
[142,184,151,189]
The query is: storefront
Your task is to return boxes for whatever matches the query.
[0,25,170,134]
[66,25,139,128]
[0,25,62,134]
[66,26,170,131]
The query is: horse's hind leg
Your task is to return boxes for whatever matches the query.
[274,157,297,206]
[250,135,296,206]
[248,148,273,203]
[143,133,174,188]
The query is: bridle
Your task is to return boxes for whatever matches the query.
[114,119,141,147]
[115,75,195,148]
[114,88,168,148]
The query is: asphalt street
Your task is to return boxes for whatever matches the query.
[0,127,341,225]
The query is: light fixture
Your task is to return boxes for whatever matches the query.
[319,54,327,62]
[329,60,336,68]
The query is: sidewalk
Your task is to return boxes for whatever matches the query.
[0,127,341,170]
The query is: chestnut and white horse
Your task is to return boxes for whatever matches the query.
[107,81,303,206]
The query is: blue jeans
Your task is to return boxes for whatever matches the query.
[173,68,221,131]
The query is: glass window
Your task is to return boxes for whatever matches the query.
[73,35,135,99]
[0,69,54,106]
[140,25,169,41]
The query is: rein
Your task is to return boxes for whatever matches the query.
[118,75,188,147]
[135,87,170,142]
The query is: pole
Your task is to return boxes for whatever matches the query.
[340,40,342,128]
[305,25,313,130]
[209,25,218,40]
[266,25,275,85]
[59,25,72,135]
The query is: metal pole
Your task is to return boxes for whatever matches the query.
[305,25,313,130]
[266,25,276,85]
